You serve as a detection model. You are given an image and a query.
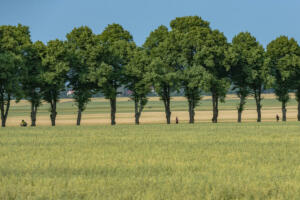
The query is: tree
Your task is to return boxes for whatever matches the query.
[291,53,300,121]
[171,16,210,123]
[266,36,300,121]
[144,26,181,124]
[285,41,300,121]
[194,30,230,123]
[41,39,69,126]
[0,24,31,127]
[89,24,135,125]
[228,32,267,122]
[66,26,96,126]
[124,48,152,124]
[21,41,46,126]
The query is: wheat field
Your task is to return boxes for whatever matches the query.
[1,123,300,199]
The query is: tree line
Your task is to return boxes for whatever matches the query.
[1,16,300,127]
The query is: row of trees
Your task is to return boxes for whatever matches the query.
[1,16,300,127]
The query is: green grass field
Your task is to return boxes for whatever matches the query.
[1,123,300,199]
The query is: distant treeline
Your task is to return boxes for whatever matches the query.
[1,16,300,127]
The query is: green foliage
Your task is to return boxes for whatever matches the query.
[42,39,69,101]
[147,31,182,97]
[124,48,152,96]
[194,29,230,100]
[170,16,210,33]
[91,24,135,99]
[143,25,168,51]
[0,51,22,97]
[266,36,300,104]
[22,41,46,106]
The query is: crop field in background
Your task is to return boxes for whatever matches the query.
[1,123,300,199]
[5,94,300,126]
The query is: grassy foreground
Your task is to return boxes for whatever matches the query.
[1,123,300,199]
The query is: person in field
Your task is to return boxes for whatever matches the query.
[176,117,179,124]
[20,120,27,127]
[276,114,280,122]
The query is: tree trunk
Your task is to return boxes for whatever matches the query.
[296,89,300,121]
[254,89,262,122]
[77,108,82,126]
[237,95,246,123]
[1,116,5,127]
[50,101,57,126]
[110,98,116,125]
[134,97,146,125]
[163,98,171,124]
[188,99,195,124]
[134,98,140,125]
[282,102,287,122]
[31,103,38,126]
[161,86,171,124]
[237,110,242,123]
[0,103,5,127]
[135,113,140,125]
[0,95,10,128]
[212,93,218,123]
[298,101,300,121]
[256,104,262,122]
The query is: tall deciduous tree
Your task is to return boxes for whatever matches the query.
[228,32,266,122]
[41,39,69,126]
[0,24,31,127]
[144,26,181,124]
[66,26,96,126]
[171,16,210,123]
[194,30,230,123]
[266,36,299,121]
[22,41,46,126]
[291,51,300,121]
[89,24,135,125]
[124,48,152,124]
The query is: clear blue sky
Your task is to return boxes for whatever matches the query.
[1,0,299,46]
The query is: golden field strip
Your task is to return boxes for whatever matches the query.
[5,94,300,126]
[6,109,299,126]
